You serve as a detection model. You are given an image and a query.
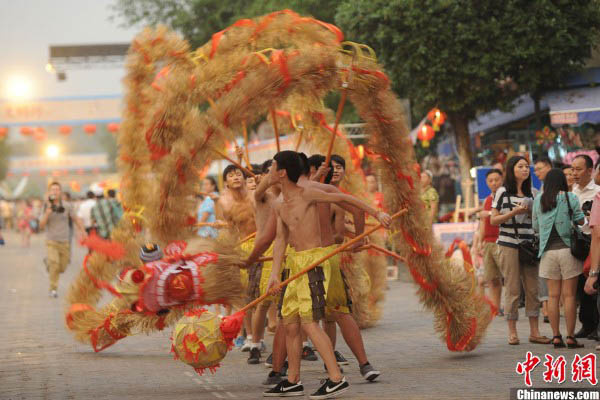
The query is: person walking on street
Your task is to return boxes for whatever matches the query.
[91,187,122,239]
[584,190,600,351]
[572,154,600,340]
[532,169,585,349]
[77,191,96,234]
[490,156,550,346]
[39,182,85,298]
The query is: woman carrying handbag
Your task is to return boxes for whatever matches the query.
[532,169,586,348]
[491,156,550,345]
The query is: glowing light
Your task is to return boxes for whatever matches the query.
[45,63,55,73]
[45,145,60,158]
[4,75,33,100]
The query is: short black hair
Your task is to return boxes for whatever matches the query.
[561,165,572,171]
[298,152,310,176]
[204,176,219,193]
[223,164,242,182]
[574,154,594,169]
[307,154,325,170]
[274,151,302,183]
[261,159,273,174]
[107,189,116,198]
[330,154,346,169]
[86,191,94,199]
[534,157,552,168]
[250,164,262,176]
[486,168,503,178]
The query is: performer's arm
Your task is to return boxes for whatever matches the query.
[254,173,274,203]
[306,188,392,228]
[267,213,288,293]
[245,210,277,266]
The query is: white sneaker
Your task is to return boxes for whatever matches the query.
[241,339,252,352]
[49,290,58,298]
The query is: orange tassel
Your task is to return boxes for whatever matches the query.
[80,232,125,260]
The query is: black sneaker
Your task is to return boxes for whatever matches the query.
[359,362,380,382]
[309,377,349,399]
[262,371,283,387]
[263,379,304,397]
[265,353,273,368]
[248,347,261,364]
[334,351,349,365]
[302,346,318,361]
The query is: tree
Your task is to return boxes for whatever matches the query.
[336,0,600,193]
[111,0,341,49]
[0,137,10,182]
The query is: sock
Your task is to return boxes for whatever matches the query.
[247,335,253,341]
[302,341,310,348]
[251,343,259,349]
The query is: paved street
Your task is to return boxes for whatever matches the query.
[1,231,598,400]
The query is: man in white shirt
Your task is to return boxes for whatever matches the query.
[77,191,96,234]
[572,155,600,234]
[571,154,600,340]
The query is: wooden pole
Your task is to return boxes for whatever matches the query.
[237,232,256,245]
[214,150,256,178]
[237,209,407,313]
[242,121,251,166]
[270,108,280,153]
[321,89,348,183]
[367,243,406,263]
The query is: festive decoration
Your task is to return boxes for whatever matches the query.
[70,181,81,193]
[427,108,447,130]
[20,126,33,136]
[84,124,97,135]
[65,11,493,368]
[59,125,72,135]
[535,126,557,149]
[417,124,435,147]
[0,127,8,138]
[171,309,229,374]
[33,127,47,141]
[107,122,120,133]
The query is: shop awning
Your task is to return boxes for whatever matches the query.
[468,95,548,135]
[545,86,600,126]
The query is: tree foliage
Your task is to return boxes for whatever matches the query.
[111,0,340,48]
[0,138,10,182]
[335,0,600,185]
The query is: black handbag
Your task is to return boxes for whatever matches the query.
[565,193,590,261]
[505,194,539,266]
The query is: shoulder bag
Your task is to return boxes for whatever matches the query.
[506,195,539,266]
[565,193,590,261]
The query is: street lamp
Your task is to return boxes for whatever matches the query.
[4,75,33,100]
[45,144,60,159]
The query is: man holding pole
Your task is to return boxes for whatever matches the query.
[264,151,390,399]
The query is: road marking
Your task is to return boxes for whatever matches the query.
[225,392,237,398]
[212,392,224,399]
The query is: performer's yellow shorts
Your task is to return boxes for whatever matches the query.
[258,243,277,305]
[238,238,256,290]
[325,255,351,321]
[280,245,337,325]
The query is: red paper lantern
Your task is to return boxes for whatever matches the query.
[0,127,8,138]
[52,170,60,177]
[427,108,447,130]
[39,170,47,176]
[59,125,72,135]
[357,144,365,160]
[417,124,435,148]
[84,124,97,134]
[20,126,33,136]
[22,171,30,177]
[7,172,14,177]
[76,168,85,175]
[33,127,47,141]
[107,122,120,133]
[70,181,81,192]
[92,168,100,174]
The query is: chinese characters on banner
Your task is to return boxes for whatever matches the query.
[516,352,597,387]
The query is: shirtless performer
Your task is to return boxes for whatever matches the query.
[264,151,390,399]
[216,164,257,351]
[245,160,282,365]
[302,153,382,381]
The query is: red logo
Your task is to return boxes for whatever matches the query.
[516,351,541,387]
[542,354,566,384]
[571,353,597,385]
